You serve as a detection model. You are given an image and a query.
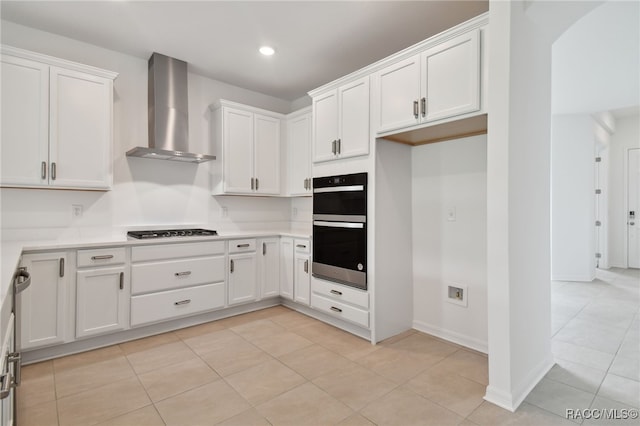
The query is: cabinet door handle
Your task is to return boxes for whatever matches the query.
[119,272,124,290]
[230,259,234,273]
[421,97,426,117]
[174,299,191,306]
[263,242,266,255]
[304,259,308,273]
[251,177,255,190]
[330,306,342,313]
[237,243,250,248]
[59,258,64,277]
[256,178,259,191]
[332,140,336,155]
[41,161,47,180]
[337,139,341,154]
[174,271,192,277]
[51,162,57,180]
[91,255,114,260]
[7,352,21,387]
[413,100,419,118]
[330,289,343,296]
[303,178,307,190]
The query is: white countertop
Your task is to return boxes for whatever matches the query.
[1,229,310,307]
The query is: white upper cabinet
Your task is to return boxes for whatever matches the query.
[372,28,481,135]
[212,100,282,195]
[0,46,117,190]
[421,29,481,122]
[286,108,312,196]
[312,76,370,163]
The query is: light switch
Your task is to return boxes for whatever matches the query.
[447,207,456,222]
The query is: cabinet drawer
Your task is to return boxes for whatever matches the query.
[294,239,310,254]
[131,256,225,295]
[77,247,126,267]
[311,293,369,328]
[311,279,369,309]
[131,241,225,262]
[229,239,256,253]
[130,282,225,326]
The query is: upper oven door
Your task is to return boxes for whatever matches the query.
[313,172,367,217]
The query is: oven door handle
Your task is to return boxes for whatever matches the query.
[313,221,364,229]
[313,185,364,193]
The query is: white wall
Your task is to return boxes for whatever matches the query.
[412,135,488,353]
[609,113,640,267]
[0,20,297,239]
[485,0,556,412]
[552,1,640,115]
[551,114,597,281]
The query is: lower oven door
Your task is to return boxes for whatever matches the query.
[312,220,367,289]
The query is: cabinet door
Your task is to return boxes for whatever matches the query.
[254,114,281,195]
[18,253,67,350]
[288,112,311,196]
[338,77,370,159]
[228,252,258,305]
[76,266,127,338]
[258,238,280,299]
[279,238,294,300]
[49,66,113,189]
[294,253,310,306]
[223,107,254,193]
[312,90,338,163]
[372,55,421,134]
[0,55,49,187]
[421,29,480,122]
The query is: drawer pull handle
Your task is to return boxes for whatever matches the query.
[296,244,306,249]
[304,259,309,273]
[91,255,114,260]
[330,289,343,296]
[330,306,342,313]
[174,271,192,277]
[237,243,250,248]
[174,299,191,306]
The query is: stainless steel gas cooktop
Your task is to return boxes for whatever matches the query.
[127,228,218,239]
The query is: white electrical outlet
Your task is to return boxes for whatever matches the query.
[71,204,83,218]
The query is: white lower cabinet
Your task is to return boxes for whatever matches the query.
[258,238,280,299]
[130,241,227,326]
[311,278,369,328]
[18,252,68,350]
[76,266,127,338]
[293,239,310,305]
[228,239,258,306]
[131,283,225,327]
[75,247,128,338]
[279,237,294,300]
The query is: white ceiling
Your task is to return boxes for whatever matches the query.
[0,1,489,101]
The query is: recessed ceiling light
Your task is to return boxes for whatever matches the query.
[259,46,275,56]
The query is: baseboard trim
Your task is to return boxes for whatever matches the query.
[551,274,595,282]
[484,353,555,411]
[412,320,488,354]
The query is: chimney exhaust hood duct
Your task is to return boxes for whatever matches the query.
[126,53,215,163]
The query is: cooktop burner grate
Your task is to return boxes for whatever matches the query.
[127,228,218,239]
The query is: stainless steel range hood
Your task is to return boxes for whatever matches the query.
[126,52,215,163]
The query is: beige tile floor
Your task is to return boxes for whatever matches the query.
[18,268,639,426]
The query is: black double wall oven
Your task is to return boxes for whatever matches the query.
[312,172,367,290]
